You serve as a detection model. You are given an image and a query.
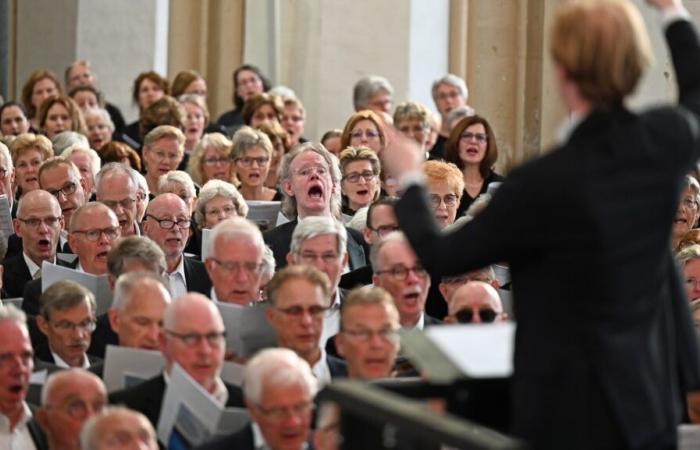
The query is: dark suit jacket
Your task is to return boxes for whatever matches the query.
[264,219,367,270]
[3,254,72,300]
[33,346,103,373]
[109,374,245,429]
[394,20,700,450]
[87,313,119,359]
[27,410,48,450]
[183,256,212,295]
[327,354,348,378]
[195,424,254,450]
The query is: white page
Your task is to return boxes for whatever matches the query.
[2,298,22,309]
[220,361,245,387]
[41,262,113,315]
[246,201,281,231]
[29,369,47,385]
[0,195,12,244]
[425,322,516,378]
[216,407,249,436]
[157,364,223,444]
[239,305,277,357]
[215,302,245,354]
[201,228,211,261]
[102,345,164,392]
[679,424,700,450]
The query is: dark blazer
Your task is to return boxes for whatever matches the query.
[21,258,79,316]
[394,20,700,450]
[4,254,72,300]
[339,264,373,290]
[33,345,103,372]
[195,424,254,450]
[264,219,367,270]
[109,374,245,429]
[327,354,348,378]
[183,256,212,295]
[423,314,442,327]
[87,313,119,359]
[27,413,48,450]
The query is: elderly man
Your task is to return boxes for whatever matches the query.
[196,348,316,450]
[264,143,367,269]
[335,286,400,380]
[108,272,171,350]
[22,202,121,316]
[353,75,394,114]
[95,162,141,237]
[265,266,346,384]
[205,217,265,305]
[79,407,158,450]
[143,193,211,297]
[35,280,100,369]
[372,232,441,329]
[430,74,469,160]
[438,266,499,308]
[0,304,44,449]
[36,369,107,450]
[3,190,67,298]
[444,281,507,324]
[109,293,244,428]
[141,126,185,194]
[38,157,89,251]
[287,216,348,345]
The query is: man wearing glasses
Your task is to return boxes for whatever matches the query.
[95,162,141,237]
[372,232,441,329]
[265,265,347,384]
[443,281,507,325]
[109,293,244,428]
[143,193,211,298]
[3,190,68,298]
[36,368,107,450]
[35,280,101,370]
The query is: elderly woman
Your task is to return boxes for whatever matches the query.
[179,94,208,155]
[62,145,101,198]
[258,122,288,190]
[9,133,54,198]
[157,170,197,214]
[423,160,465,229]
[194,179,248,230]
[98,141,141,171]
[340,110,385,154]
[171,70,207,99]
[186,132,234,186]
[393,101,431,158]
[673,175,700,251]
[84,107,114,151]
[37,96,87,140]
[677,245,700,303]
[141,125,185,194]
[122,71,169,148]
[0,102,31,136]
[242,93,283,129]
[232,126,281,201]
[21,70,61,130]
[444,115,504,219]
[339,147,381,217]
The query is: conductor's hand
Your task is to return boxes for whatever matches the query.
[646,0,683,11]
[381,126,424,182]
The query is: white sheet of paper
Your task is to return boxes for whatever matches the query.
[246,201,281,231]
[425,322,516,378]
[216,407,249,436]
[493,264,511,287]
[2,297,23,309]
[220,361,245,387]
[41,262,113,315]
[201,228,211,261]
[239,305,277,357]
[102,345,165,392]
[215,302,245,353]
[679,424,700,450]
[0,195,12,243]
[29,369,47,385]
[157,364,223,444]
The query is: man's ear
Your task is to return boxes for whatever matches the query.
[36,408,48,430]
[335,333,345,358]
[12,218,21,237]
[281,178,294,197]
[286,252,294,266]
[372,274,380,287]
[490,280,500,289]
[443,315,456,324]
[37,315,49,336]
[362,227,372,246]
[107,308,119,334]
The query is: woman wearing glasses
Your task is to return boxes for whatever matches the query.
[340,110,385,154]
[186,132,236,187]
[232,126,281,201]
[423,160,464,229]
[444,115,503,219]
[9,133,54,201]
[339,147,381,217]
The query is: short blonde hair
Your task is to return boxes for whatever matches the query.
[186,132,234,185]
[232,126,273,159]
[194,179,248,227]
[10,133,54,163]
[423,160,465,197]
[143,125,185,152]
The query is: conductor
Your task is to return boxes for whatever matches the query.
[383,0,700,448]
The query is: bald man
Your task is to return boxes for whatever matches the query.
[444,281,507,324]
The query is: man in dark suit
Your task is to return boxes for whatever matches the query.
[3,190,66,299]
[196,348,316,450]
[382,1,700,448]
[266,265,347,384]
[263,142,367,270]
[109,293,244,429]
[143,193,211,298]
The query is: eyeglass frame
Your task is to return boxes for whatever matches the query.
[45,181,78,199]
[16,216,62,229]
[375,265,428,281]
[71,226,121,242]
[48,318,97,333]
[145,214,192,230]
[342,170,377,184]
[453,308,499,324]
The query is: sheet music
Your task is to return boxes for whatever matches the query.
[103,345,165,392]
[246,201,281,231]
[41,261,113,315]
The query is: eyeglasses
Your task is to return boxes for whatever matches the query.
[274,305,329,318]
[686,278,700,288]
[437,91,461,101]
[49,318,97,333]
[145,215,191,230]
[430,194,458,208]
[102,197,136,211]
[368,224,399,237]
[255,401,314,421]
[0,350,34,370]
[205,205,237,217]
[17,216,61,229]
[297,251,341,265]
[72,226,120,242]
[208,258,261,275]
[283,114,304,123]
[46,398,106,419]
[0,167,8,179]
[343,171,376,183]
[166,330,226,347]
[350,130,380,140]
[87,123,110,133]
[236,156,270,167]
[460,132,488,143]
[294,165,329,178]
[681,197,698,209]
[375,265,428,281]
[454,308,498,324]
[46,181,78,199]
[150,150,181,162]
[203,157,232,166]
[341,327,399,342]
